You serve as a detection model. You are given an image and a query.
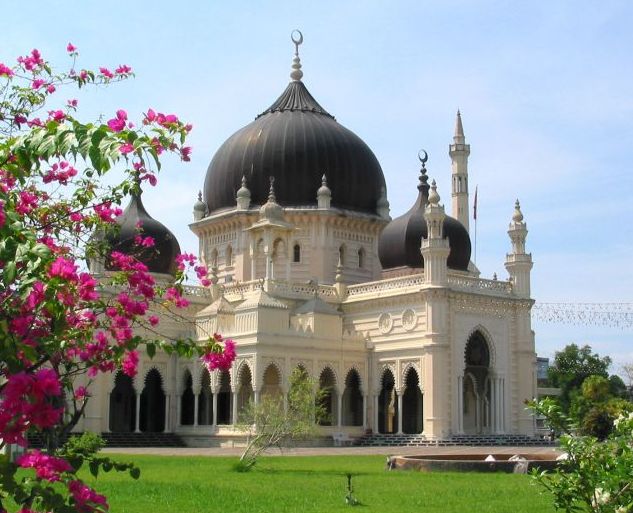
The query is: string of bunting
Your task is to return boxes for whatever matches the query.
[532,303,633,329]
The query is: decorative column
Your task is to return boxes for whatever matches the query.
[337,392,343,428]
[232,391,238,426]
[457,376,464,434]
[176,394,182,429]
[134,391,141,433]
[105,392,111,433]
[212,392,218,427]
[193,392,200,427]
[163,395,170,433]
[396,391,403,434]
[373,393,380,433]
[362,394,368,430]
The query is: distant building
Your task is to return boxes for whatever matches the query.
[83,35,538,443]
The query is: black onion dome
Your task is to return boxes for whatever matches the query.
[106,194,181,275]
[378,168,471,271]
[203,79,386,214]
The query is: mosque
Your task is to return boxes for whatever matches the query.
[82,33,536,445]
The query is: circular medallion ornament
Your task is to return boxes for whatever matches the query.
[402,309,417,331]
[378,313,393,334]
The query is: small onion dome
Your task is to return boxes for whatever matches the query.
[378,158,471,271]
[512,199,524,223]
[259,177,284,221]
[203,44,386,215]
[106,194,181,275]
[193,191,207,218]
[317,174,331,198]
[236,175,251,200]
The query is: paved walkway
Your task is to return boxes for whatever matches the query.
[103,445,562,458]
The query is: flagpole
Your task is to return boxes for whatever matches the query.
[473,185,478,265]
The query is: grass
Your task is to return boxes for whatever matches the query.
[76,455,556,513]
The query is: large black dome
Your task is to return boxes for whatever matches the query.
[378,165,471,272]
[106,194,181,275]
[203,76,386,214]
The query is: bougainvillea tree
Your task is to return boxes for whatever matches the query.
[0,44,234,512]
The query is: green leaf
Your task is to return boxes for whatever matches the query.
[89,460,99,478]
[146,342,156,359]
[3,261,16,284]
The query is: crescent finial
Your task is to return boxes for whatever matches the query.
[291,30,304,55]
[418,149,428,165]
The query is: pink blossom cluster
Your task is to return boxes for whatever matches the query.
[0,200,5,227]
[164,286,189,308]
[94,202,123,223]
[43,161,78,185]
[0,62,14,77]
[68,480,109,512]
[17,449,72,481]
[201,339,236,372]
[107,109,128,132]
[121,350,139,377]
[17,49,44,71]
[0,369,63,446]
[16,190,39,215]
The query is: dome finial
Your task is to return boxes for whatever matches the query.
[197,190,203,202]
[268,176,277,202]
[428,179,440,206]
[417,149,430,196]
[290,30,304,81]
[512,199,524,223]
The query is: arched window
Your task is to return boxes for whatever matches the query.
[357,248,365,269]
[210,248,218,269]
[293,244,301,263]
[338,245,346,266]
[225,245,233,267]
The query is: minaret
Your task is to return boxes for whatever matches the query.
[421,180,450,286]
[504,200,533,297]
[449,110,471,232]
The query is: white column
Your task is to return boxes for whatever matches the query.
[500,378,505,433]
[163,395,170,433]
[176,394,182,428]
[254,390,260,405]
[475,394,481,434]
[134,392,141,433]
[232,391,238,425]
[212,393,218,426]
[193,393,200,427]
[105,393,111,433]
[373,394,379,433]
[337,393,343,428]
[457,376,464,434]
[362,394,368,430]
[397,392,403,434]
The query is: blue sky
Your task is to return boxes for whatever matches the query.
[4,0,632,370]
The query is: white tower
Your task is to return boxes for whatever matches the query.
[505,200,533,297]
[449,110,471,232]
[421,180,450,286]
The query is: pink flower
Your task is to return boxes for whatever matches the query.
[74,386,90,400]
[99,66,114,79]
[17,49,44,71]
[180,146,192,161]
[48,256,78,281]
[201,339,237,371]
[121,350,139,377]
[16,191,38,214]
[48,109,65,122]
[107,109,127,132]
[67,42,77,53]
[148,315,159,326]
[115,64,132,74]
[0,63,14,77]
[68,480,109,513]
[119,142,134,154]
[67,98,78,107]
[0,200,5,227]
[17,450,72,482]
[31,78,45,89]
[94,202,123,222]
[46,84,56,94]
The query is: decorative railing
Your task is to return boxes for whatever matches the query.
[182,285,211,298]
[221,279,338,302]
[347,274,425,298]
[447,275,513,295]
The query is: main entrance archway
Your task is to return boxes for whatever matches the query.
[402,367,423,434]
[140,368,165,433]
[109,372,136,433]
[462,331,491,434]
[378,369,397,434]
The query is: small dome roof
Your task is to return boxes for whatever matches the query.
[203,55,386,215]
[106,194,181,275]
[378,162,471,271]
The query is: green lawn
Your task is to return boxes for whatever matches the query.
[79,455,556,513]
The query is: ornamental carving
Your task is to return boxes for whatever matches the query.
[402,308,417,331]
[378,313,393,334]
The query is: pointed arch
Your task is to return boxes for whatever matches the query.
[402,366,423,434]
[140,368,165,433]
[225,244,233,267]
[262,363,283,397]
[357,247,365,269]
[216,369,232,424]
[109,371,136,433]
[338,244,346,266]
[237,363,253,419]
[293,242,301,263]
[378,368,397,434]
[198,367,213,425]
[342,368,363,426]
[318,367,338,426]
[180,369,195,426]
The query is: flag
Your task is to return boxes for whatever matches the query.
[473,185,478,221]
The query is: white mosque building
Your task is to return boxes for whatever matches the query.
[82,35,536,445]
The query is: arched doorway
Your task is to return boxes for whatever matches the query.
[463,330,491,434]
[262,364,283,398]
[272,238,287,279]
[237,364,253,420]
[342,369,363,426]
[198,368,213,425]
[216,370,232,425]
[402,367,423,434]
[378,369,397,434]
[180,370,194,426]
[318,368,337,426]
[109,372,136,433]
[140,369,165,433]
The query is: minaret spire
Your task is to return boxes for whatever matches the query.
[449,110,471,232]
[290,30,304,81]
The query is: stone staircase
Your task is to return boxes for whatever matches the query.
[28,432,186,449]
[354,433,557,447]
